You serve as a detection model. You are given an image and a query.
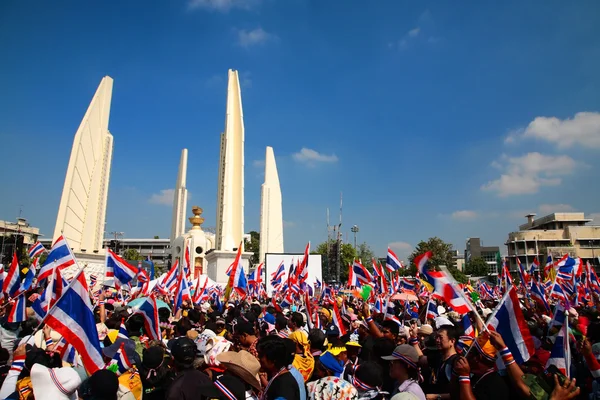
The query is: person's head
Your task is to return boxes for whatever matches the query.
[233,320,256,347]
[418,324,433,342]
[171,337,197,370]
[274,313,288,331]
[318,308,332,325]
[288,330,309,355]
[140,344,172,386]
[435,325,459,353]
[158,307,171,323]
[126,314,144,337]
[380,320,400,342]
[308,329,327,353]
[256,336,290,375]
[313,351,344,379]
[352,362,383,393]
[80,369,119,400]
[175,317,193,337]
[215,317,226,334]
[466,333,497,375]
[382,344,420,382]
[345,342,361,361]
[288,312,305,331]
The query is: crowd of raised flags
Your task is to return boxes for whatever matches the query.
[0,234,598,399]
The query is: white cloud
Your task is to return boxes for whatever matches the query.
[538,204,575,214]
[188,0,259,12]
[283,220,296,228]
[588,213,600,224]
[252,159,265,168]
[388,241,413,261]
[408,27,420,37]
[149,189,191,205]
[451,210,478,220]
[149,189,175,205]
[481,152,577,197]
[237,28,277,48]
[292,148,338,166]
[506,112,600,148]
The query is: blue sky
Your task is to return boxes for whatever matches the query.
[1,0,599,261]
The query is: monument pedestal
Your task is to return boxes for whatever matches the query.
[205,250,253,286]
[63,251,107,284]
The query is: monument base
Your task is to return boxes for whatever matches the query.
[205,250,253,286]
[63,252,106,284]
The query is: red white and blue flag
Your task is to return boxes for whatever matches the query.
[386,247,403,272]
[3,252,22,298]
[174,273,192,313]
[107,342,134,376]
[133,293,161,341]
[27,241,46,259]
[105,249,138,287]
[227,242,247,296]
[415,251,432,275]
[37,236,76,284]
[42,270,104,374]
[352,259,373,286]
[487,287,535,364]
[426,299,438,320]
[331,300,347,337]
[461,314,475,338]
[516,258,529,287]
[7,293,27,323]
[546,316,570,376]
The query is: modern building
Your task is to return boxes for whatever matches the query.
[465,238,500,274]
[505,212,600,271]
[452,250,466,272]
[0,218,41,263]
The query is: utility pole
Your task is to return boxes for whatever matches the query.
[351,225,359,251]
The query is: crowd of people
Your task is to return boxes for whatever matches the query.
[0,276,597,400]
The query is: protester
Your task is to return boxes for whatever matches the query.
[256,335,301,400]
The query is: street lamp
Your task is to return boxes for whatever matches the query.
[351,225,359,251]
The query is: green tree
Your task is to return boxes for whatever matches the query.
[356,242,376,270]
[408,237,455,271]
[122,248,143,261]
[447,267,469,284]
[465,257,489,276]
[153,235,160,239]
[243,231,260,266]
[313,240,356,283]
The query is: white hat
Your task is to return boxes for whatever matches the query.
[31,364,82,400]
[481,308,493,317]
[434,316,453,329]
[437,305,446,315]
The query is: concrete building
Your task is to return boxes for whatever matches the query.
[506,212,600,271]
[0,218,41,262]
[465,238,500,274]
[452,250,466,272]
[53,76,114,255]
[171,149,188,244]
[259,146,284,263]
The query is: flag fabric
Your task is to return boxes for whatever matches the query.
[546,316,570,376]
[516,258,529,287]
[146,255,155,280]
[118,319,129,339]
[531,257,540,274]
[530,278,552,315]
[105,249,138,287]
[386,248,403,272]
[461,314,475,338]
[420,268,471,314]
[414,251,432,275]
[487,287,535,364]
[107,342,134,376]
[330,300,347,337]
[174,273,192,313]
[373,259,389,294]
[384,297,401,326]
[227,242,247,296]
[37,236,76,284]
[296,242,310,283]
[548,303,566,336]
[42,270,104,374]
[3,252,22,298]
[27,241,46,259]
[255,263,264,285]
[426,299,438,320]
[19,265,35,293]
[7,293,27,323]
[133,293,161,341]
[352,260,373,286]
[193,275,208,305]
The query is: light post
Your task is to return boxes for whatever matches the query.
[351,225,359,251]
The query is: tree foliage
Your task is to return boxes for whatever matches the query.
[408,237,455,271]
[122,248,143,261]
[465,257,489,276]
[447,267,469,284]
[356,242,375,270]
[313,240,356,283]
[243,231,260,266]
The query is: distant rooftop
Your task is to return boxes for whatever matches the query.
[519,212,592,231]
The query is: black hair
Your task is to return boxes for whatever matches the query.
[274,313,288,330]
[127,314,145,336]
[256,336,290,369]
[175,318,192,337]
[308,329,327,352]
[290,312,305,328]
[282,338,297,365]
[355,361,383,388]
[371,337,396,363]
[250,304,262,317]
[233,320,255,336]
[381,320,400,336]
[18,318,39,338]
[158,307,171,323]
[187,309,201,324]
[437,325,460,343]
[105,317,120,330]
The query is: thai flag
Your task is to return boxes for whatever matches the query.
[7,293,27,323]
[255,262,264,284]
[54,338,77,366]
[373,259,389,294]
[106,249,138,287]
[20,264,35,293]
[27,241,46,259]
[107,342,133,376]
[461,314,475,338]
[315,277,322,289]
[118,319,129,339]
[132,293,161,340]
[247,269,256,285]
[193,274,209,304]
[227,243,247,296]
[352,260,372,286]
[549,281,568,302]
[296,242,310,282]
[174,273,192,313]
[37,236,76,284]
[530,279,552,315]
[487,287,535,364]
[42,270,104,374]
[414,251,432,275]
[399,278,415,292]
[374,296,383,313]
[426,299,438,320]
[3,252,21,298]
[386,248,403,272]
[421,269,471,314]
[162,260,180,293]
[548,303,566,335]
[544,255,554,277]
[546,316,570,376]
[271,261,285,282]
[531,257,540,275]
[516,258,529,287]
[331,300,347,337]
[384,297,402,325]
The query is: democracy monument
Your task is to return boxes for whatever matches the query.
[52,70,284,285]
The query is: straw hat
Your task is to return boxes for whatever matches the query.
[217,350,262,390]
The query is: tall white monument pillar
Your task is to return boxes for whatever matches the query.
[259,146,284,263]
[171,149,188,243]
[53,76,114,254]
[215,69,245,252]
